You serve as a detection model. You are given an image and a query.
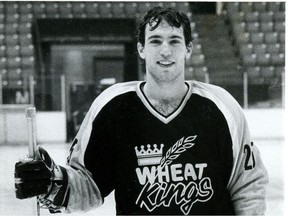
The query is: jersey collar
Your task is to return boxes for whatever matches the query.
[136,81,193,124]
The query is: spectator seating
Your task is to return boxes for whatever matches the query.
[0,2,193,89]
[226,2,285,85]
[185,35,208,82]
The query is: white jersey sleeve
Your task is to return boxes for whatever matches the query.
[226,106,269,215]
[192,81,269,215]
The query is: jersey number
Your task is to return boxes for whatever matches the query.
[244,142,256,170]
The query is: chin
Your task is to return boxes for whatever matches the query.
[157,74,181,83]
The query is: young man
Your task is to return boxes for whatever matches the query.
[15,7,268,215]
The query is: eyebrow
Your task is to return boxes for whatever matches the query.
[170,35,184,40]
[147,35,184,40]
[147,35,161,40]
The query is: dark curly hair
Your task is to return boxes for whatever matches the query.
[137,6,193,46]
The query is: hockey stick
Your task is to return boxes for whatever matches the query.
[25,106,40,216]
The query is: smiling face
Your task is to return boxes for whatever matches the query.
[137,19,192,83]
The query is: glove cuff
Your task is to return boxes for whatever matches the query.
[39,166,69,213]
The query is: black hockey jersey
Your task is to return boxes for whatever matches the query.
[65,81,268,215]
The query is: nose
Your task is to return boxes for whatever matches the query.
[160,42,172,57]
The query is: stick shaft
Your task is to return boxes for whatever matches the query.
[26,107,37,159]
[25,106,40,216]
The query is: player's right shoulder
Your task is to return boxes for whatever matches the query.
[100,81,139,97]
[88,81,139,116]
[95,81,138,103]
[73,81,140,140]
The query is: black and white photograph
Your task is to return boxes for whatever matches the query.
[0,1,286,215]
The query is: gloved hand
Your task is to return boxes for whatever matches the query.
[15,146,68,212]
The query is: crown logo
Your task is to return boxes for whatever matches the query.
[135,144,164,166]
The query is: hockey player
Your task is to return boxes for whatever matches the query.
[15,6,268,215]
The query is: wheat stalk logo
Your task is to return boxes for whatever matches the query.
[136,135,198,212]
[160,135,197,167]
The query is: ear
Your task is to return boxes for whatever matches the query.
[185,42,193,59]
[137,42,145,60]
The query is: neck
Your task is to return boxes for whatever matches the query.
[144,77,187,102]
[142,78,188,117]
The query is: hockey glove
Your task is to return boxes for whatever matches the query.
[15,146,69,212]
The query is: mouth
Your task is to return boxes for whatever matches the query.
[157,60,175,67]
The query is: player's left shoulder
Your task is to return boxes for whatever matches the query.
[188,80,244,120]
[189,81,239,105]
